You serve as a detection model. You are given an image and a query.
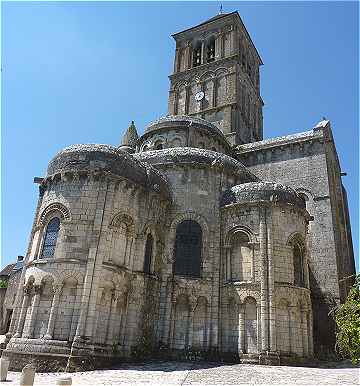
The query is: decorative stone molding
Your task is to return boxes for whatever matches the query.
[38,203,71,226]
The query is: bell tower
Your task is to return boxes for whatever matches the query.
[168,11,263,145]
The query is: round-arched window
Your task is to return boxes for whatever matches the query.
[143,234,154,274]
[174,220,202,277]
[40,217,60,259]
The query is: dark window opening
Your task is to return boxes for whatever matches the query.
[174,220,202,277]
[193,45,202,67]
[40,217,60,259]
[206,39,215,63]
[143,234,153,274]
[293,243,305,287]
[154,142,163,150]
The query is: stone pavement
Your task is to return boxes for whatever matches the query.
[3,361,359,385]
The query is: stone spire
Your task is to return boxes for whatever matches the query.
[121,121,139,148]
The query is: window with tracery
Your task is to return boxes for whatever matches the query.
[143,234,153,274]
[174,220,202,277]
[40,217,60,258]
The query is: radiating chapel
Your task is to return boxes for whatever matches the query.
[2,11,355,370]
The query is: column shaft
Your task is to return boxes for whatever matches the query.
[238,305,245,354]
[259,206,269,352]
[267,211,276,352]
[14,288,31,338]
[44,286,62,339]
[106,295,118,344]
[24,285,41,338]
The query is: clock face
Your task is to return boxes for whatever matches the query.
[195,91,205,101]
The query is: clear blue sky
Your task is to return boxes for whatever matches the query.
[1,1,358,271]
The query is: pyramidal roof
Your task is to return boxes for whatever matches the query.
[172,11,237,37]
[121,121,139,148]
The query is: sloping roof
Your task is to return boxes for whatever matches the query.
[172,12,237,37]
[0,263,16,277]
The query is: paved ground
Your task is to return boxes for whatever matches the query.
[3,360,359,385]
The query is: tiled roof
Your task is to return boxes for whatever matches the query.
[0,263,16,277]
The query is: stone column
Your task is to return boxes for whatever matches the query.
[44,284,63,339]
[215,32,223,59]
[106,293,118,344]
[308,311,314,356]
[201,41,206,65]
[174,47,181,73]
[212,77,217,107]
[23,284,42,339]
[187,308,194,349]
[259,206,269,352]
[185,85,190,115]
[162,278,174,345]
[288,307,293,354]
[69,284,83,341]
[13,286,31,338]
[267,210,276,352]
[224,245,231,281]
[256,305,261,352]
[238,304,245,355]
[301,309,309,357]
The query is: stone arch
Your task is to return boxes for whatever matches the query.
[225,225,256,244]
[38,202,71,226]
[200,71,215,82]
[215,67,229,77]
[238,290,260,305]
[25,267,56,286]
[55,269,84,287]
[109,212,135,234]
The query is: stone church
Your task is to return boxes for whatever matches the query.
[2,11,355,370]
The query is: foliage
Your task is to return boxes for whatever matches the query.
[0,279,8,288]
[334,274,360,364]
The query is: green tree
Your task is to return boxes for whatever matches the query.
[334,274,360,364]
[0,279,8,288]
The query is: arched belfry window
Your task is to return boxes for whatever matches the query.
[40,217,60,259]
[174,220,202,277]
[206,38,215,63]
[193,43,202,67]
[143,234,153,274]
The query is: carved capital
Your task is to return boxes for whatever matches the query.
[34,284,42,295]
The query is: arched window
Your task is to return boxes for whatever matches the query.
[40,217,60,259]
[293,242,305,287]
[143,234,153,274]
[206,37,215,63]
[193,42,202,67]
[230,231,253,281]
[174,220,202,277]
